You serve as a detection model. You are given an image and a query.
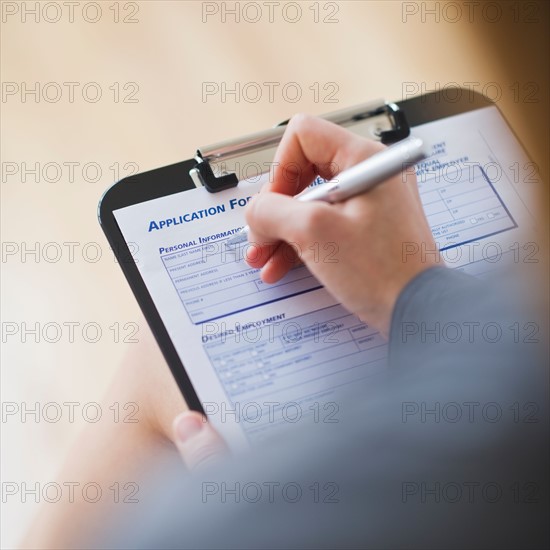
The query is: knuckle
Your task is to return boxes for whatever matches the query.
[305,204,330,233]
[288,112,313,131]
[349,138,385,164]
[244,194,261,226]
[299,204,331,237]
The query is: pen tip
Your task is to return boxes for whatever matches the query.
[225,234,247,249]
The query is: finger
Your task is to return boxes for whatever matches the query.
[172,411,227,471]
[244,192,329,272]
[246,191,333,248]
[244,192,307,268]
[244,116,383,268]
[259,242,301,283]
[268,114,384,196]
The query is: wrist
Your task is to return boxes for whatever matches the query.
[357,263,444,338]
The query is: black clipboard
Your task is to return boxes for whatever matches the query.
[98,89,495,413]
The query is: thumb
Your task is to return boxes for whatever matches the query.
[172,411,227,471]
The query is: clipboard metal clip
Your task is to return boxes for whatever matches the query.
[367,102,410,144]
[190,100,410,192]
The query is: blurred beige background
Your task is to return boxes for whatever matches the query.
[1,1,548,547]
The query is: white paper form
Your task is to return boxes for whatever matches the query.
[114,105,538,450]
[114,174,387,450]
[412,106,538,276]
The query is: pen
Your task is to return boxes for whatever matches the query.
[225,136,430,248]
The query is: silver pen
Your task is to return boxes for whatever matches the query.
[225,136,430,248]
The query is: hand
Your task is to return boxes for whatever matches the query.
[244,114,441,336]
[172,411,227,470]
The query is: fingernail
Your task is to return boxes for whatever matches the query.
[175,413,203,443]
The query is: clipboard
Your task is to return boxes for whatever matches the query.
[98,89,527,417]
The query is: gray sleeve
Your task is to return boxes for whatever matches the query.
[98,268,549,550]
[389,266,487,369]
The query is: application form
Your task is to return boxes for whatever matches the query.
[114,105,537,450]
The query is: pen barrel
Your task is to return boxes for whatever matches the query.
[298,137,428,203]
